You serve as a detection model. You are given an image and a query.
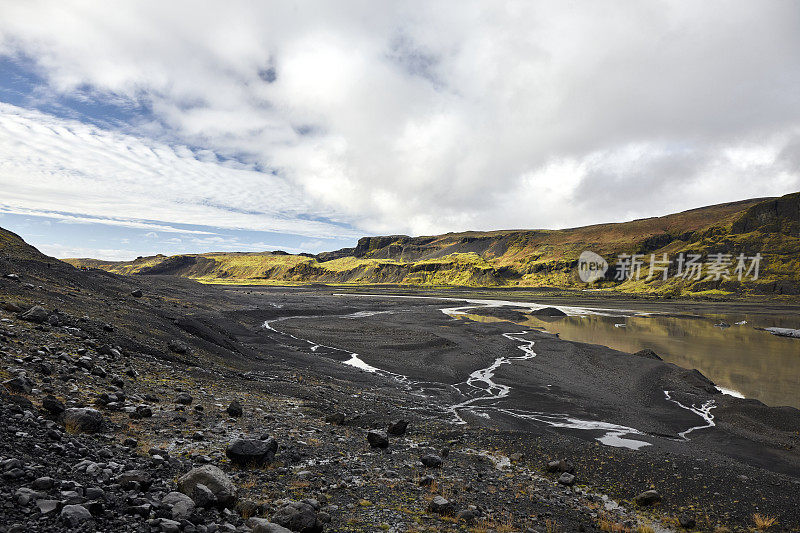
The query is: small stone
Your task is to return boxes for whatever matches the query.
[634,490,662,506]
[558,472,576,486]
[176,392,193,405]
[679,513,696,529]
[225,438,278,466]
[32,476,54,490]
[325,412,345,425]
[63,407,104,433]
[420,454,443,468]
[131,289,143,297]
[20,305,49,324]
[42,395,65,415]
[366,430,389,449]
[60,504,92,527]
[162,491,196,519]
[36,499,60,515]
[428,496,453,515]
[387,419,409,436]
[226,400,243,417]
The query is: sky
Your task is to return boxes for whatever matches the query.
[0,1,799,260]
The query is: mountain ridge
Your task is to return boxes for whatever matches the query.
[62,193,800,297]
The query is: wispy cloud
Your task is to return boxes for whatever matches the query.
[38,243,140,261]
[0,103,358,238]
[0,205,215,234]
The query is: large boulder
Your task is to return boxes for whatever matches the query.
[225,438,278,467]
[63,408,104,433]
[177,465,236,507]
[270,500,323,533]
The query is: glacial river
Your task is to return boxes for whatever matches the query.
[263,300,723,451]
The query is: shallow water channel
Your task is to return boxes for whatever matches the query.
[465,309,800,409]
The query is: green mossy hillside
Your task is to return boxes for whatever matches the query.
[63,193,800,297]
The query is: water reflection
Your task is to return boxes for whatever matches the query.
[462,312,800,409]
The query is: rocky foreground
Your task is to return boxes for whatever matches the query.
[2,230,800,532]
[0,294,671,533]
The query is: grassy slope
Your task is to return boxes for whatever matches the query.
[63,193,800,297]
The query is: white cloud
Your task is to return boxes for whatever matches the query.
[0,104,358,238]
[37,242,139,261]
[0,1,798,236]
[0,205,213,234]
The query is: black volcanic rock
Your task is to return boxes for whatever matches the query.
[420,454,443,468]
[41,394,65,415]
[20,305,49,323]
[367,430,389,449]
[225,437,278,466]
[62,408,104,433]
[387,419,408,436]
[226,399,243,417]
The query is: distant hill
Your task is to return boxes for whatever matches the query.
[64,193,800,297]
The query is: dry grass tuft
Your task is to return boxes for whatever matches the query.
[753,513,777,530]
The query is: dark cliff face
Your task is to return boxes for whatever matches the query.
[353,235,410,257]
[731,192,800,236]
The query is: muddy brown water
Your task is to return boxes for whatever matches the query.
[464,311,800,409]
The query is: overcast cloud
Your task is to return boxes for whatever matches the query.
[0,0,799,252]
